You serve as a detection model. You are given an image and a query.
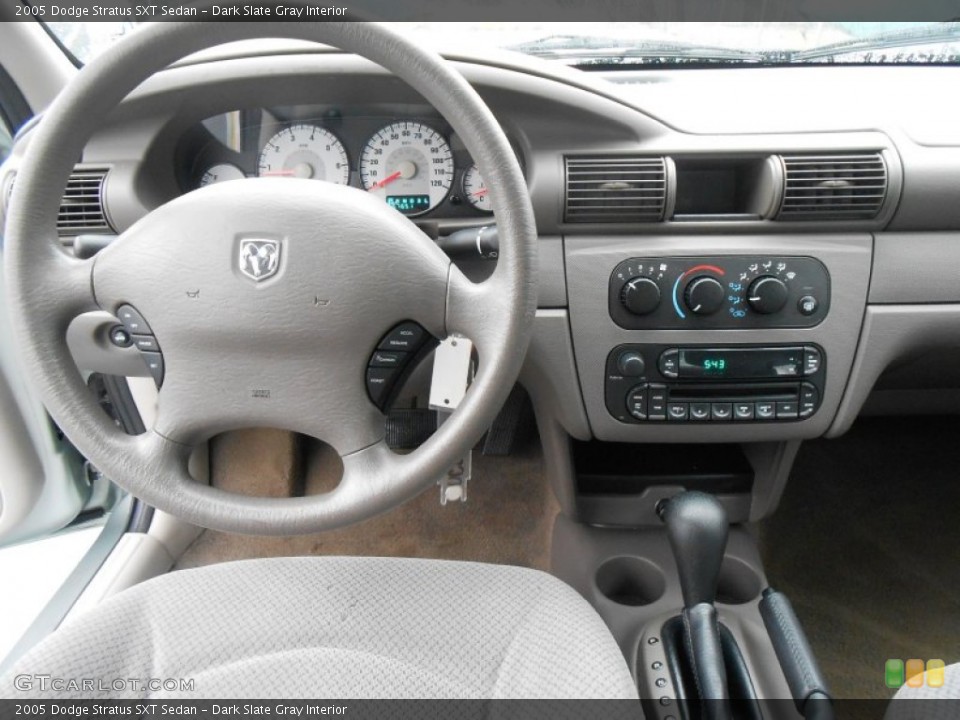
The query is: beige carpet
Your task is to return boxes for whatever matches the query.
[176,429,559,571]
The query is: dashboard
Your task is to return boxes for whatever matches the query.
[176,105,508,218]
[4,47,960,455]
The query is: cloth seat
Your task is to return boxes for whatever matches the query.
[1,556,638,700]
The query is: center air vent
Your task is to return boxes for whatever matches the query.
[4,166,112,236]
[777,153,887,220]
[565,156,667,223]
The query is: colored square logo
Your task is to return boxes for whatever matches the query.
[886,659,905,688]
[906,659,925,688]
[928,660,946,688]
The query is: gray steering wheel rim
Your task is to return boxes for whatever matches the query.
[4,21,537,535]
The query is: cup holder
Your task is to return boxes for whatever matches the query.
[595,556,667,607]
[716,556,763,605]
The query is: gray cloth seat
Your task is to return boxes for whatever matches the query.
[884,664,960,719]
[1,556,638,700]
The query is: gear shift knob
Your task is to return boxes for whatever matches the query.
[660,491,729,608]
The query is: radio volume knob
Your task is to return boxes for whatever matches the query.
[621,277,661,316]
[684,276,725,315]
[747,276,789,315]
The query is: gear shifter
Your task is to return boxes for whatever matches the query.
[660,491,732,720]
[660,491,730,608]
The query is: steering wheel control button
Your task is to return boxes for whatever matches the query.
[116,305,153,336]
[141,352,164,387]
[798,295,819,316]
[109,326,132,348]
[366,367,398,406]
[804,346,822,375]
[626,385,648,420]
[370,351,406,368]
[132,335,159,353]
[667,403,688,421]
[378,323,427,351]
[617,351,646,377]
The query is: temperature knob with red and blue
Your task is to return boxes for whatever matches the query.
[620,265,789,317]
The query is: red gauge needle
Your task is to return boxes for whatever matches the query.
[472,188,489,198]
[261,170,296,177]
[369,171,402,191]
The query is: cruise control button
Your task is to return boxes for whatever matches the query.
[370,351,407,368]
[689,403,711,421]
[116,305,153,335]
[109,326,132,348]
[648,384,667,419]
[627,385,648,420]
[755,402,776,420]
[668,403,688,421]
[804,347,822,375]
[711,403,733,421]
[378,323,427,351]
[734,402,755,420]
[140,352,164,386]
[366,367,399,407]
[777,401,799,419]
[132,335,159,352]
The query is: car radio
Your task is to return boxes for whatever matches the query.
[604,344,825,424]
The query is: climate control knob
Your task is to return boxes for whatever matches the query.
[747,276,789,315]
[621,277,661,316]
[684,276,725,316]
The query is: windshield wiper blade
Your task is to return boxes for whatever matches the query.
[791,22,960,62]
[507,35,766,64]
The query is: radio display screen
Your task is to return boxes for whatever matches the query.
[679,347,803,379]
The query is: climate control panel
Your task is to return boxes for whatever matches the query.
[609,256,830,330]
[605,344,826,425]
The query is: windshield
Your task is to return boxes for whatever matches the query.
[44,21,960,67]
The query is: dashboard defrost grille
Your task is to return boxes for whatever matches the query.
[565,156,666,223]
[777,153,887,220]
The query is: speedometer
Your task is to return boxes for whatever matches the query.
[258,124,349,184]
[359,122,454,215]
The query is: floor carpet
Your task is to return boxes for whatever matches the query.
[176,428,558,572]
[759,415,960,701]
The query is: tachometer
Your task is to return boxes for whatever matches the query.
[199,163,245,187]
[360,122,454,215]
[257,124,349,184]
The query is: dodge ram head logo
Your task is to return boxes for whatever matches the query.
[239,238,281,282]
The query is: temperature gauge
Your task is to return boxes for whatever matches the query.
[462,164,491,213]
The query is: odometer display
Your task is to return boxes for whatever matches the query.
[360,122,454,215]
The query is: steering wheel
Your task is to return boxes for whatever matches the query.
[4,22,537,535]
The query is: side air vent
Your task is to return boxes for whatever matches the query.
[4,167,112,236]
[565,156,667,223]
[777,153,887,220]
[57,167,112,235]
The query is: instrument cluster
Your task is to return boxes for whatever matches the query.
[177,107,510,218]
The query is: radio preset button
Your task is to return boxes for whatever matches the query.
[711,403,733,421]
[668,403,688,421]
[776,401,799,419]
[689,403,711,421]
[755,402,777,420]
[734,403,755,420]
